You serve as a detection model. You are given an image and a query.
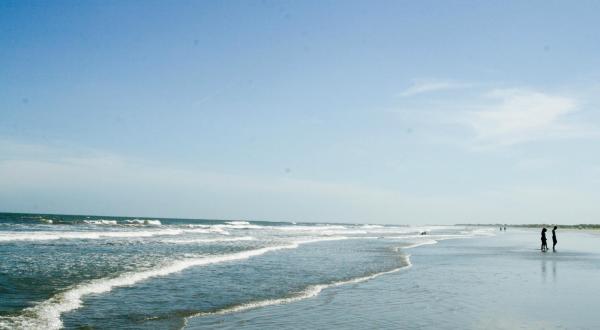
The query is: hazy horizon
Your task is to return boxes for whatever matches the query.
[0,209,596,227]
[2,1,600,224]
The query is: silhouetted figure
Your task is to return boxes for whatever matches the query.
[504,225,507,231]
[541,228,548,251]
[552,226,558,251]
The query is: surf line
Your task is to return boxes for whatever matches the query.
[183,235,478,327]
[0,229,185,242]
[0,237,348,330]
[182,254,413,327]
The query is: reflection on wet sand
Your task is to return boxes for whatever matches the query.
[541,257,557,283]
[541,259,546,282]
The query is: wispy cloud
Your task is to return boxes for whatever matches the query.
[399,79,470,97]
[464,88,594,148]
[392,80,599,149]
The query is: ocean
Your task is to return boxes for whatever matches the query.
[0,212,494,329]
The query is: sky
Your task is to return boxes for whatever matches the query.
[1,0,600,224]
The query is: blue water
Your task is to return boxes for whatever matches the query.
[0,212,491,329]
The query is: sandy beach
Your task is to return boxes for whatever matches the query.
[188,229,600,329]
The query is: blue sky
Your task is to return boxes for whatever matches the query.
[1,1,600,224]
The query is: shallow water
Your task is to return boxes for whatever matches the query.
[0,212,491,329]
[187,229,600,329]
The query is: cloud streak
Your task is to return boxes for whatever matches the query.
[399,79,470,97]
[464,88,594,148]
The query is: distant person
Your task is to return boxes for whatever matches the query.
[552,226,558,251]
[504,225,507,231]
[541,228,548,251]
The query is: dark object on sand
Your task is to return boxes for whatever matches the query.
[552,226,558,251]
[420,231,427,235]
[541,228,548,251]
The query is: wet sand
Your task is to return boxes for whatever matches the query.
[188,229,600,329]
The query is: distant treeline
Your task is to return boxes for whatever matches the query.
[457,224,600,229]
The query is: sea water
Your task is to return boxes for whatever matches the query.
[0,213,493,329]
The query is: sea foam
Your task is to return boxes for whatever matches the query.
[124,219,162,226]
[83,220,118,225]
[184,254,412,324]
[225,221,251,225]
[0,236,347,330]
[0,229,182,242]
[163,236,255,244]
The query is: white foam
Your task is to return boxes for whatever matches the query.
[184,227,230,235]
[271,225,347,233]
[360,224,384,229]
[293,236,349,245]
[470,228,497,236]
[83,220,118,225]
[186,254,412,323]
[0,236,347,330]
[271,224,419,237]
[164,236,255,244]
[0,229,183,242]
[183,224,211,228]
[225,221,250,225]
[398,239,439,249]
[217,223,263,229]
[124,219,162,226]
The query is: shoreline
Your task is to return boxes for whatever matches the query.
[187,230,600,329]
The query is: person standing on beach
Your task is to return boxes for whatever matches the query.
[541,228,548,251]
[552,226,558,251]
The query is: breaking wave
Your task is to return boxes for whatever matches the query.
[124,219,162,226]
[183,254,412,324]
[0,229,183,242]
[0,237,347,330]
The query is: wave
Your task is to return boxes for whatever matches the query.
[0,236,348,330]
[390,228,497,249]
[225,221,250,225]
[184,227,230,235]
[271,225,419,236]
[83,220,118,225]
[182,224,211,228]
[277,225,347,231]
[0,229,183,242]
[217,223,263,230]
[124,219,162,226]
[397,239,439,249]
[183,222,262,231]
[0,227,237,242]
[163,236,255,244]
[183,254,412,324]
[470,228,497,236]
